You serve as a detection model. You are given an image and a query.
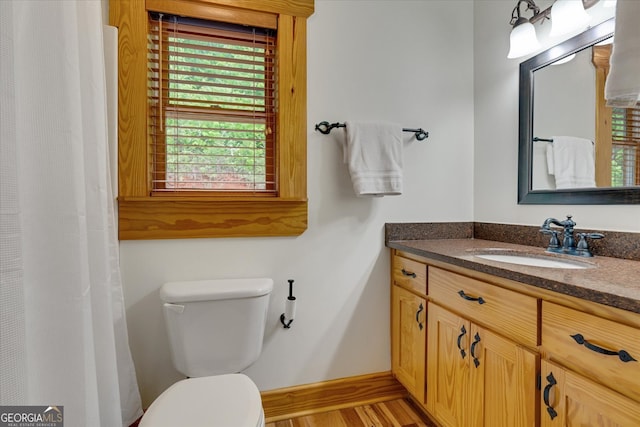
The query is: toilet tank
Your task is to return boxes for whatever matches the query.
[160,278,273,378]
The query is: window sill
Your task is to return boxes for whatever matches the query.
[118,197,308,240]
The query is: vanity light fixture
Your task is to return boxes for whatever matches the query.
[508,0,601,59]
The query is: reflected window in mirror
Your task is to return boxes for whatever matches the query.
[612,108,640,186]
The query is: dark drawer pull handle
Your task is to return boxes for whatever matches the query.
[543,372,558,420]
[401,268,417,278]
[457,325,467,359]
[415,303,424,331]
[458,290,485,305]
[570,334,637,363]
[471,332,481,368]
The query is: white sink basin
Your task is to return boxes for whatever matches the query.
[474,253,592,269]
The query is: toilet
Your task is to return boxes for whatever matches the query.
[139,278,274,427]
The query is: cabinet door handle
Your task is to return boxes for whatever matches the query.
[415,303,424,331]
[570,334,637,363]
[470,332,481,368]
[458,290,485,305]
[457,325,467,359]
[401,268,417,278]
[543,372,558,420]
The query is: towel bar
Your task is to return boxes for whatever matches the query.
[534,137,594,145]
[315,121,429,141]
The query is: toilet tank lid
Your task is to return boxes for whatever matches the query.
[160,278,273,303]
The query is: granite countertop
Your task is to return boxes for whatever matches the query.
[388,238,640,314]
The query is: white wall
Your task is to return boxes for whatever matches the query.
[474,0,640,231]
[121,0,475,406]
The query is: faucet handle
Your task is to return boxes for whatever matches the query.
[576,233,604,257]
[540,228,561,250]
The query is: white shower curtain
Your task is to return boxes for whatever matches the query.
[0,1,143,426]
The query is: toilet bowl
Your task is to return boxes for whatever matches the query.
[139,374,264,427]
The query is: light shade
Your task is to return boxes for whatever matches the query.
[550,0,591,37]
[508,20,541,58]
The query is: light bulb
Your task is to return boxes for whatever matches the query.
[550,0,591,37]
[508,20,541,59]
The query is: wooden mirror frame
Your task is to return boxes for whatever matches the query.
[517,18,640,204]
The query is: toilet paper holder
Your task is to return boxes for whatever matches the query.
[280,279,296,329]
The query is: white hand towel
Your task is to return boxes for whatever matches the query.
[546,142,555,175]
[548,136,595,189]
[342,121,403,196]
[605,0,640,107]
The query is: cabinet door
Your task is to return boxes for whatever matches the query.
[541,359,640,427]
[468,324,538,427]
[426,303,471,427]
[391,285,426,402]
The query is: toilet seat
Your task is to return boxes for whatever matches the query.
[140,374,264,427]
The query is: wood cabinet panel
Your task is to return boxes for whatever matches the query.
[469,323,538,427]
[392,255,427,296]
[542,301,640,402]
[429,267,539,347]
[426,303,470,427]
[391,285,427,403]
[540,359,640,427]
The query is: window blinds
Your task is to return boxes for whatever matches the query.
[611,107,640,186]
[148,13,277,193]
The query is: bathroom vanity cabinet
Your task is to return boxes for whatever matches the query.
[389,246,640,427]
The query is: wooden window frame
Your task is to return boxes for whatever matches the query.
[593,44,613,187]
[593,44,640,188]
[110,0,313,240]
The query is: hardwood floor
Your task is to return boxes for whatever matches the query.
[265,398,438,427]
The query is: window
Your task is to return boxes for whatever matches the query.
[611,107,640,186]
[110,0,313,240]
[148,14,276,194]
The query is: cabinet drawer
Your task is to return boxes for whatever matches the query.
[429,267,538,347]
[542,301,640,402]
[392,255,427,296]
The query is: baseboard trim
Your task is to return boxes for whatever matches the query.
[261,371,408,422]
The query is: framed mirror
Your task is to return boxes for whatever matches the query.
[518,18,640,204]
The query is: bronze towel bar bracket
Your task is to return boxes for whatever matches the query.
[314,121,429,141]
[533,136,554,143]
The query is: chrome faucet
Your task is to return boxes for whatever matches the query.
[540,215,604,257]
